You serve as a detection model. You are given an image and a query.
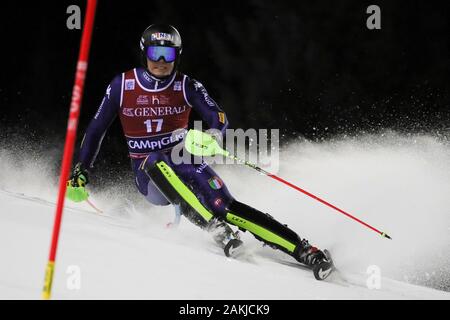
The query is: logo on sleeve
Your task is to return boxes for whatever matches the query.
[195,162,208,174]
[125,79,135,91]
[193,81,203,91]
[193,81,215,107]
[106,85,111,99]
[218,112,226,124]
[94,98,106,119]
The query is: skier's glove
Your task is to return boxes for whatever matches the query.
[66,162,89,202]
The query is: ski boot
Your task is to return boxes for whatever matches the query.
[295,239,334,280]
[206,218,242,256]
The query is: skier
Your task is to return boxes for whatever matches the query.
[67,24,330,273]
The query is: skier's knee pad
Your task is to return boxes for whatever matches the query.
[226,200,302,255]
[143,158,213,228]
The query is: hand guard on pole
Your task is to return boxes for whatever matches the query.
[66,162,90,202]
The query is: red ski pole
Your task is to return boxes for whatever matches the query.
[184,129,392,240]
[233,156,392,240]
[42,0,97,300]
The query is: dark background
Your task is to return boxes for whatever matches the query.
[0,1,448,293]
[1,0,449,168]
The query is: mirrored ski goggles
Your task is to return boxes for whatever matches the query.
[146,46,177,63]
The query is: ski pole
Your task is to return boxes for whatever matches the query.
[42,0,97,300]
[86,198,103,214]
[184,129,392,240]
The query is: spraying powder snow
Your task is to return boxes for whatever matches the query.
[0,131,449,298]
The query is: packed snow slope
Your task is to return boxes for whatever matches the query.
[0,131,449,299]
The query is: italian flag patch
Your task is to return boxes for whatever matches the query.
[208,176,223,190]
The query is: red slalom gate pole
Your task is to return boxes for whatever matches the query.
[42,0,97,300]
